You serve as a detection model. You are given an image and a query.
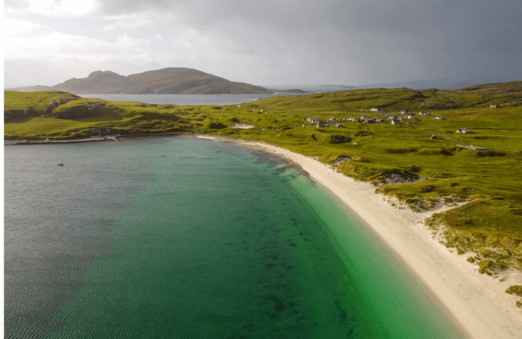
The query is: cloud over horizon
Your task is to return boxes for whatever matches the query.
[4,0,522,88]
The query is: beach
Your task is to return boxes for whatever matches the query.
[198,135,522,339]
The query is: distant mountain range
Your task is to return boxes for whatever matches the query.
[12,68,284,94]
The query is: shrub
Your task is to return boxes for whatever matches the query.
[505,285,522,297]
[385,147,418,154]
[476,151,506,157]
[420,185,436,193]
[329,135,352,144]
[208,122,227,129]
[478,259,494,274]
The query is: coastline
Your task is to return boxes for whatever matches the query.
[197,134,522,339]
[3,133,182,146]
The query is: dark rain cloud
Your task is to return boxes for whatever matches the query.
[5,0,522,85]
[91,0,521,83]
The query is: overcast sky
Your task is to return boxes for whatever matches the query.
[4,0,522,88]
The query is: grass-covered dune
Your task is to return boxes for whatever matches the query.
[4,82,522,282]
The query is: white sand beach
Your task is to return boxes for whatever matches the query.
[198,135,522,339]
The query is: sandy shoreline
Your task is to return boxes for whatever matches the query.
[197,135,522,339]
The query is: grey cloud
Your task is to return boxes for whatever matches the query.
[5,0,30,10]
[5,0,522,86]
[93,0,522,53]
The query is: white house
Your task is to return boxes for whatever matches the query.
[370,108,380,112]
[419,112,431,116]
[435,116,444,120]
[456,128,470,134]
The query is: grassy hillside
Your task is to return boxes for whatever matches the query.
[4,83,522,281]
[4,91,79,113]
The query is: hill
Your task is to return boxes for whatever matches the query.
[48,68,272,94]
[11,85,52,92]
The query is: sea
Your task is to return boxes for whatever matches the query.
[77,93,307,106]
[4,136,464,338]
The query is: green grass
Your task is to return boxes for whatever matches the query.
[4,91,79,112]
[4,83,522,276]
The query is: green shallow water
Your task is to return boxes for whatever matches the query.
[4,137,463,338]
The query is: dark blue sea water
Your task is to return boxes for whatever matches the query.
[4,137,463,338]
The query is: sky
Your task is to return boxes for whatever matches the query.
[3,0,522,88]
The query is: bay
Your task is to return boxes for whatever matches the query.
[4,137,463,338]
[77,93,307,106]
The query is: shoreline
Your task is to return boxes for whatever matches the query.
[3,133,184,146]
[197,134,522,339]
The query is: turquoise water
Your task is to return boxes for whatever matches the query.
[4,137,463,338]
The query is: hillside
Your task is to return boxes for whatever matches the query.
[52,71,133,93]
[254,81,522,111]
[5,82,522,135]
[48,67,272,94]
[11,85,52,92]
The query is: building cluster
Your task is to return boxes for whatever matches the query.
[300,107,477,136]
[303,117,345,128]
[302,109,444,128]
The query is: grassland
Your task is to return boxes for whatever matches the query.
[4,82,522,282]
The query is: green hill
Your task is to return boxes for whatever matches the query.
[52,70,133,94]
[8,85,51,92]
[47,67,272,94]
